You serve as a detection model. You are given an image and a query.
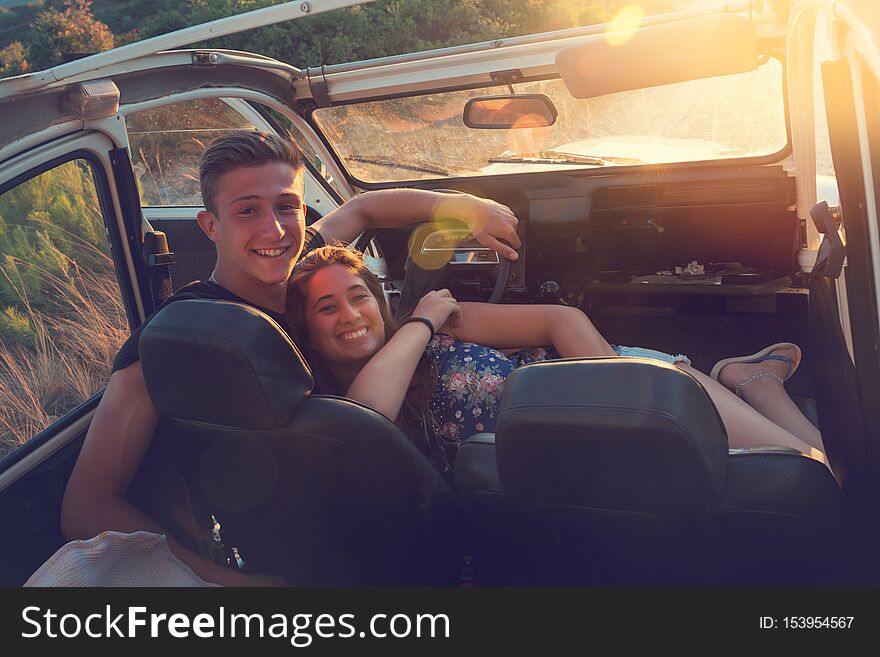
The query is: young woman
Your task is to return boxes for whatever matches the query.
[287,246,827,471]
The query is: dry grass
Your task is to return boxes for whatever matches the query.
[0,239,127,459]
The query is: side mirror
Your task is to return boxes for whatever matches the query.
[463,94,558,129]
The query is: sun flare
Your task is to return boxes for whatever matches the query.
[605,5,646,47]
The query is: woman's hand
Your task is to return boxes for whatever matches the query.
[346,289,460,421]
[411,289,461,333]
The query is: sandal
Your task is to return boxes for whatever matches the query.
[709,342,802,397]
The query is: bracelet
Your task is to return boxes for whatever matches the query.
[402,316,435,340]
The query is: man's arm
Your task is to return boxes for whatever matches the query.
[61,363,270,586]
[310,189,521,260]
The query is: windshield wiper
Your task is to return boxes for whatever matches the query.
[347,156,473,177]
[488,150,642,166]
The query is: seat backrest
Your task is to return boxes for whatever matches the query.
[496,358,728,520]
[130,299,467,585]
[455,358,845,585]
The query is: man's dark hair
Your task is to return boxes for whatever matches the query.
[199,131,302,215]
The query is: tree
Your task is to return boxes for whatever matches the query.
[2,0,648,69]
[26,0,114,69]
[0,39,28,77]
[138,0,628,69]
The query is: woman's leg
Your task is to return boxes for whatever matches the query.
[550,311,826,460]
[676,363,827,465]
[712,345,825,452]
[549,306,617,358]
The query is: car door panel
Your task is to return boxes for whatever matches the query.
[0,132,142,584]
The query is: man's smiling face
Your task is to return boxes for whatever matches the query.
[199,161,305,289]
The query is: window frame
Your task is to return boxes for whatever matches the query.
[0,150,140,330]
[121,91,347,214]
[126,97,264,209]
[0,151,134,468]
[305,57,794,191]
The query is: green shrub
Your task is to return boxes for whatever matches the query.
[0,305,35,347]
[0,158,126,458]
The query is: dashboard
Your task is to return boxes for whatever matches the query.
[420,229,500,265]
[374,165,798,306]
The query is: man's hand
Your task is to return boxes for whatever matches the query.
[432,193,521,261]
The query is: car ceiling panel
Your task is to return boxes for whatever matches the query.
[0,89,78,160]
[0,65,296,159]
[114,64,294,107]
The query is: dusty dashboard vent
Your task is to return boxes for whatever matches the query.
[600,179,787,208]
[661,179,785,204]
[603,185,658,207]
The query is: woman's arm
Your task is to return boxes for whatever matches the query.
[344,322,433,421]
[345,290,461,420]
[441,302,616,357]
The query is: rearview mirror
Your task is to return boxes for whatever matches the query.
[556,14,759,99]
[463,94,558,129]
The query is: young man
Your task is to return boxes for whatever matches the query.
[60,131,520,586]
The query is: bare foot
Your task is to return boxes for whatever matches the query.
[716,345,799,401]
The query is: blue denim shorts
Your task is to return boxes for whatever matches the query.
[613,345,691,366]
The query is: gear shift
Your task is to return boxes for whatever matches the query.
[539,280,566,305]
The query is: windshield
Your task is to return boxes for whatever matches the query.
[313,58,787,183]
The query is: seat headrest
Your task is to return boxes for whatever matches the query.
[139,299,313,430]
[495,358,728,519]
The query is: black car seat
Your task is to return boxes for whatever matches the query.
[128,299,468,585]
[455,358,845,585]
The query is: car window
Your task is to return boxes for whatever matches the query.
[313,59,788,183]
[0,159,128,459]
[127,98,256,206]
[263,107,343,197]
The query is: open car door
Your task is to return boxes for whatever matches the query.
[0,0,364,585]
[814,0,880,583]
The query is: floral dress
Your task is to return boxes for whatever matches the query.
[419,334,559,467]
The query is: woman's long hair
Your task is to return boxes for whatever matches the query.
[286,246,441,456]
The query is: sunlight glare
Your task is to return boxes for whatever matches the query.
[411,198,483,271]
[506,124,551,155]
[605,5,646,47]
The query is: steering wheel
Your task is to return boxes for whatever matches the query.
[351,189,513,320]
[393,222,511,321]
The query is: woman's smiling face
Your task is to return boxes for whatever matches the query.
[303,263,387,367]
